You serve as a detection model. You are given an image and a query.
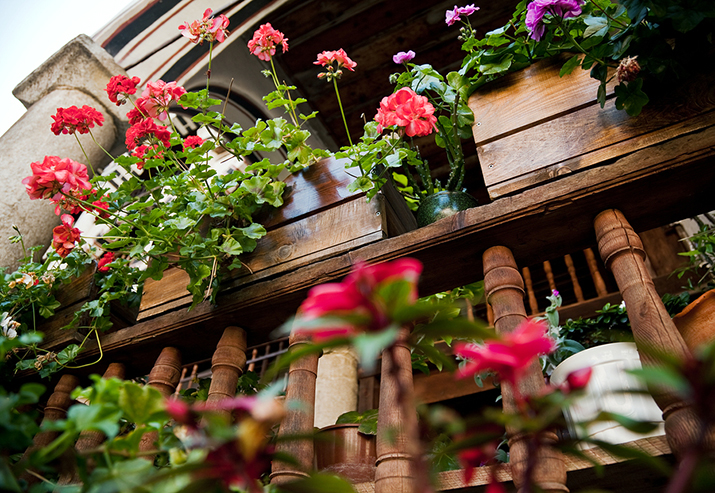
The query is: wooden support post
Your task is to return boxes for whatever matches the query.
[583,248,608,297]
[375,329,417,493]
[20,374,79,485]
[139,347,182,456]
[57,363,125,486]
[522,266,539,315]
[564,254,584,302]
[484,247,568,493]
[205,326,247,421]
[543,260,557,293]
[594,209,709,459]
[270,331,319,484]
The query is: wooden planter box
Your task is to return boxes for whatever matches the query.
[468,57,715,199]
[38,265,139,351]
[138,157,416,319]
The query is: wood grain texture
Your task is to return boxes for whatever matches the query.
[270,331,319,484]
[483,247,567,493]
[473,60,715,198]
[469,55,616,146]
[413,370,495,405]
[595,209,713,459]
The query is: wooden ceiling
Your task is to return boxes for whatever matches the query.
[264,0,519,203]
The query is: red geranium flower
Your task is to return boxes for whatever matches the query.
[180,8,230,44]
[106,75,141,106]
[453,319,556,387]
[52,214,81,258]
[50,105,104,135]
[22,156,92,203]
[247,23,288,61]
[182,135,204,150]
[375,87,437,137]
[131,144,164,170]
[295,258,422,341]
[97,252,115,272]
[125,118,171,150]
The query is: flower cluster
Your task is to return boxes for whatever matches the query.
[314,49,357,81]
[525,0,585,41]
[106,75,141,105]
[393,50,415,65]
[296,259,422,340]
[138,80,187,120]
[445,4,479,26]
[375,87,438,137]
[22,155,91,203]
[125,117,172,150]
[1,312,20,339]
[51,214,82,258]
[179,8,229,44]
[50,105,104,136]
[247,23,288,61]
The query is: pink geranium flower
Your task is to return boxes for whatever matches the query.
[52,214,81,258]
[179,8,230,44]
[525,0,585,41]
[375,87,438,137]
[393,50,416,64]
[314,49,357,80]
[106,75,141,106]
[454,319,556,387]
[138,80,187,121]
[50,106,104,135]
[125,118,171,150]
[247,23,288,61]
[22,156,92,203]
[295,259,423,341]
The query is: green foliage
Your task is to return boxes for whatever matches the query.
[335,408,379,435]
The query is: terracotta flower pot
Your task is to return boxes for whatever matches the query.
[314,423,376,483]
[672,288,715,350]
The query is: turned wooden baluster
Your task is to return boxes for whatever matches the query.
[594,209,709,458]
[522,266,539,315]
[583,247,608,297]
[20,374,80,485]
[270,331,319,484]
[484,247,568,493]
[57,363,126,486]
[543,260,557,293]
[375,328,418,493]
[138,347,182,456]
[205,326,247,421]
[564,254,584,302]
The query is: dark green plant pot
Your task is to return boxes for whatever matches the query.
[416,191,478,227]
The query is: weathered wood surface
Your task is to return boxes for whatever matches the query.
[270,331,319,484]
[483,247,567,493]
[43,125,715,379]
[470,57,715,199]
[413,369,495,405]
[469,55,616,146]
[138,194,385,318]
[205,326,247,421]
[595,210,713,459]
[138,347,181,456]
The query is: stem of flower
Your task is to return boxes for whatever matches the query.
[206,42,213,94]
[588,0,628,29]
[74,134,94,177]
[88,129,116,162]
[62,327,104,369]
[333,78,353,146]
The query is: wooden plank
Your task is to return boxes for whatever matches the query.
[469,55,616,146]
[138,196,385,316]
[413,370,495,404]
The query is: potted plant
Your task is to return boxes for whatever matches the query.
[314,409,378,483]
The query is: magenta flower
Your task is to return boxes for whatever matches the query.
[295,259,423,341]
[393,50,416,64]
[459,4,479,15]
[454,319,556,386]
[563,367,592,393]
[247,23,288,61]
[525,0,585,41]
[446,6,461,25]
[179,8,230,44]
[138,80,187,120]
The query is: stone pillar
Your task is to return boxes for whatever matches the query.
[1,34,129,270]
[314,346,359,428]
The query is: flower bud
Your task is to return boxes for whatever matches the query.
[617,56,641,83]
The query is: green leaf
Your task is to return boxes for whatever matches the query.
[614,79,649,116]
[353,327,400,373]
[582,15,609,38]
[277,473,358,493]
[118,382,166,425]
[559,55,582,77]
[66,403,123,439]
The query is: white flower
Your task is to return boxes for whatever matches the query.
[619,300,626,309]
[1,312,19,339]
